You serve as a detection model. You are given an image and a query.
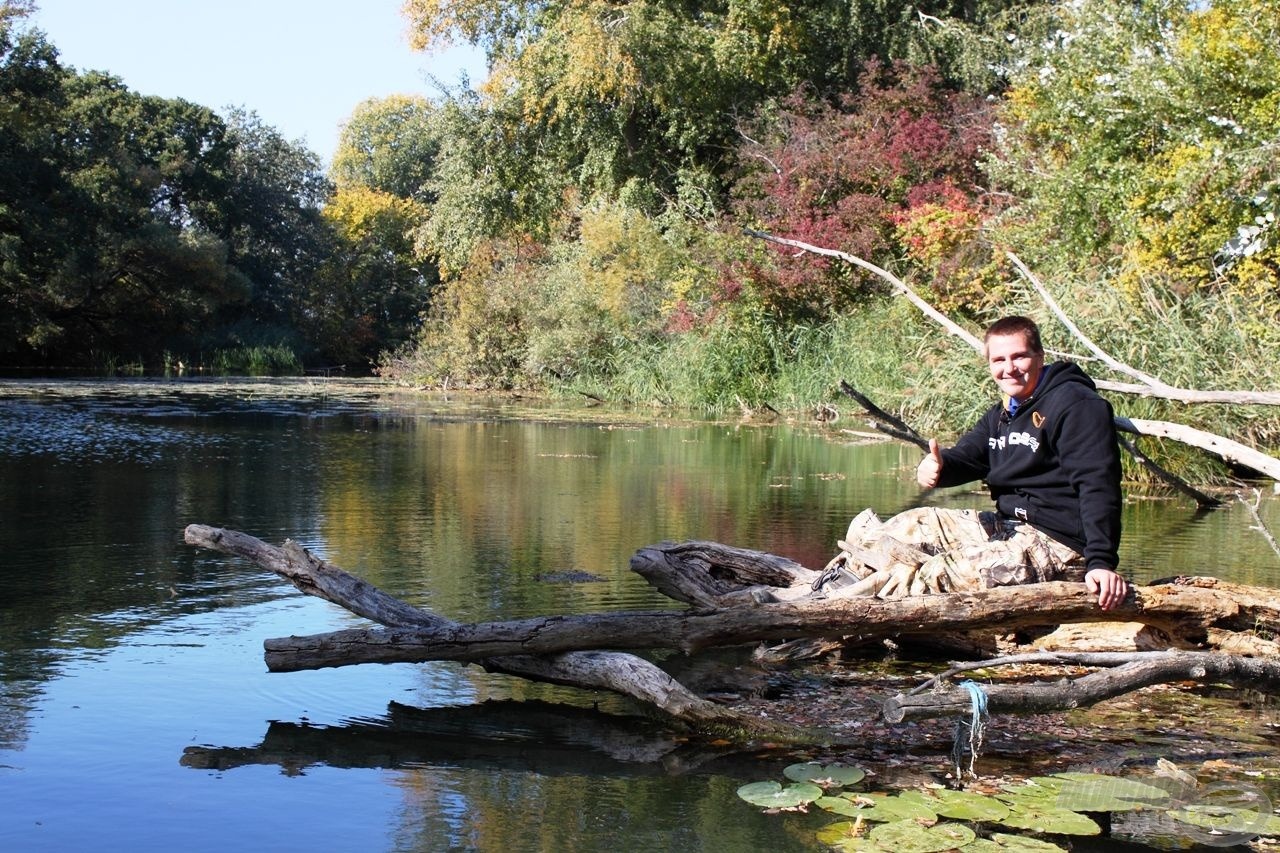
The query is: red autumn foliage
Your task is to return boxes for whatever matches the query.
[728,60,999,320]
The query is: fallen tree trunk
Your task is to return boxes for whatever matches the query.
[184,524,800,739]
[185,525,1280,742]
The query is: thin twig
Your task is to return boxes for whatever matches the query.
[1239,488,1280,559]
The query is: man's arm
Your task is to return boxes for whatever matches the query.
[1056,395,1126,609]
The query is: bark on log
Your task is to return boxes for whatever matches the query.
[882,651,1280,722]
[184,524,800,739]
[186,526,1280,738]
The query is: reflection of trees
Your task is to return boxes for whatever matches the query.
[0,391,332,729]
[316,418,918,624]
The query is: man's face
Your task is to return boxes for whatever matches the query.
[985,332,1044,403]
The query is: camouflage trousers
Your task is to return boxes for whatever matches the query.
[816,507,1085,599]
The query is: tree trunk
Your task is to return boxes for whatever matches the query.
[185,525,1280,740]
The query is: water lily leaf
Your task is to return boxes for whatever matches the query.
[853,791,939,823]
[997,806,1101,836]
[1168,805,1280,837]
[815,821,879,851]
[1049,773,1171,812]
[736,780,823,809]
[986,832,1068,852]
[870,819,976,853]
[818,795,866,817]
[926,788,1012,822]
[784,762,867,788]
[960,840,1004,853]
[997,778,1066,808]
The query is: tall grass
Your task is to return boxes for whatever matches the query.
[205,345,302,376]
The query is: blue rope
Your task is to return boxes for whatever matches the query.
[951,680,989,777]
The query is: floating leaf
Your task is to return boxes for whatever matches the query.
[986,832,1068,852]
[818,795,865,817]
[784,762,867,788]
[997,778,1067,808]
[815,821,878,851]
[870,819,976,852]
[852,791,939,823]
[1049,773,1171,812]
[736,780,823,809]
[926,788,1012,822]
[997,806,1101,836]
[1167,805,1280,838]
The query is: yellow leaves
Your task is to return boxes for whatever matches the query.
[512,2,642,126]
[324,186,428,246]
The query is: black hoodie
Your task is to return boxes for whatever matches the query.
[937,361,1122,571]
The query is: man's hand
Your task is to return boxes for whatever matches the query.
[1085,567,1128,610]
[916,438,943,489]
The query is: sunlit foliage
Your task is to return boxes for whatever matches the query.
[729,61,1000,319]
[988,0,1280,316]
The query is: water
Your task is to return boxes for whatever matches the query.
[1,378,1277,852]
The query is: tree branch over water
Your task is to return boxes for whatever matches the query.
[743,228,1280,482]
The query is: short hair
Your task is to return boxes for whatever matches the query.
[984,315,1043,354]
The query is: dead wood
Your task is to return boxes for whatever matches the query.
[184,524,801,739]
[1008,252,1280,406]
[743,228,1280,481]
[185,526,1280,739]
[882,651,1280,722]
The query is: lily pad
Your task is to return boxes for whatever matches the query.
[784,762,867,788]
[1167,805,1280,838]
[818,795,865,817]
[926,788,1012,822]
[815,821,879,852]
[997,806,1101,836]
[870,819,976,852]
[736,780,823,809]
[1049,773,1171,812]
[985,832,1068,852]
[997,778,1067,808]
[851,791,940,823]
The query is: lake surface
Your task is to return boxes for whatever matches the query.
[1,378,1278,852]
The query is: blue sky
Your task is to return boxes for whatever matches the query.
[29,0,486,164]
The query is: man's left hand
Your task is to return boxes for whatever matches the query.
[1085,568,1128,610]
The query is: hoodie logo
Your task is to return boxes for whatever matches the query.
[1032,412,1046,429]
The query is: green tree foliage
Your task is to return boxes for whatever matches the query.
[401,0,1025,268]
[212,108,334,348]
[987,0,1280,313]
[331,94,440,200]
[0,14,353,368]
[0,23,246,360]
[317,186,434,364]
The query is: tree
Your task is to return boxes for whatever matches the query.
[986,0,1280,316]
[331,95,441,200]
[729,61,999,320]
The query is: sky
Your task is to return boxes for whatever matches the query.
[28,0,487,164]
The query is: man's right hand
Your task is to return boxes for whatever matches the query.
[916,438,944,489]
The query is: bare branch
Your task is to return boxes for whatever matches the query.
[1009,251,1280,405]
[1239,488,1280,560]
[741,228,1280,482]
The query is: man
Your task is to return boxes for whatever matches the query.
[822,316,1128,610]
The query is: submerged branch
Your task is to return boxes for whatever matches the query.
[883,651,1280,722]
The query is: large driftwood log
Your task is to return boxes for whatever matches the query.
[186,526,1280,738]
[191,527,1278,669]
[183,525,800,739]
